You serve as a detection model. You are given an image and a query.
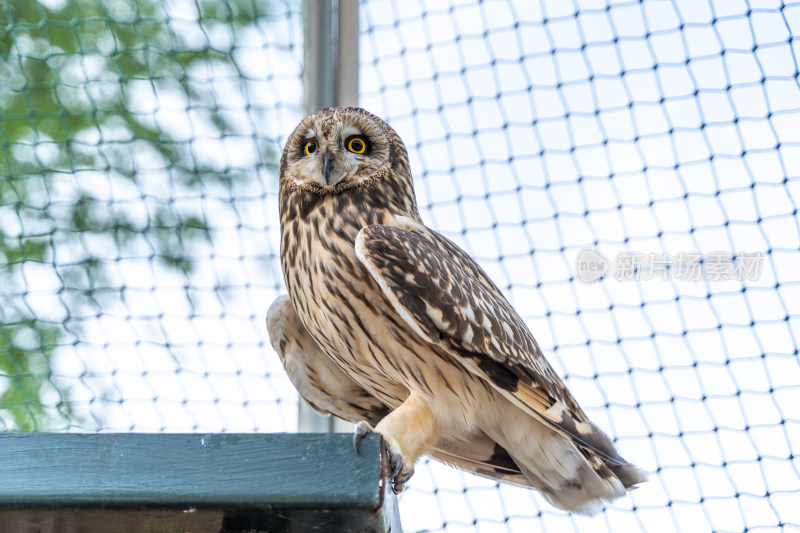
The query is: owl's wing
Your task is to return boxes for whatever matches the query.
[355,217,630,470]
[267,295,390,424]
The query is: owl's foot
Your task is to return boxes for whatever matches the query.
[353,419,415,494]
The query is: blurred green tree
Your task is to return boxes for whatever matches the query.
[0,0,275,430]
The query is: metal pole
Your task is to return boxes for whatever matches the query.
[335,0,359,108]
[299,0,360,433]
[330,0,359,434]
[299,0,335,433]
[303,0,334,114]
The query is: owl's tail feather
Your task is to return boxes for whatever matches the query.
[609,456,649,490]
[484,408,647,516]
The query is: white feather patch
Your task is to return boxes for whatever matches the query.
[463,305,475,322]
[462,325,474,345]
[545,400,566,419]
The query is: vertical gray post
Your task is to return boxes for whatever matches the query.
[300,0,335,433]
[303,0,334,114]
[335,0,360,108]
[330,0,359,433]
[299,0,360,433]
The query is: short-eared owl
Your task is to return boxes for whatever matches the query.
[267,107,645,514]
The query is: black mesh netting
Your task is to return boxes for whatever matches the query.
[1,0,798,531]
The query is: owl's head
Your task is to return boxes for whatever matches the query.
[280,107,410,195]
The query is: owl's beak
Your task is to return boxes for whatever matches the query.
[323,151,333,185]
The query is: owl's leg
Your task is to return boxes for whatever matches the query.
[354,392,438,493]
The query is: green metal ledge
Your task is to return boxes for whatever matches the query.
[0,432,401,533]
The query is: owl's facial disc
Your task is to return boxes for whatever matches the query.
[289,116,389,192]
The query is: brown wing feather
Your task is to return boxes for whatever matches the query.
[355,218,634,472]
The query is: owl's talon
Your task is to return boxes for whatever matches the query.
[353,420,374,454]
[386,447,414,493]
[392,463,415,493]
[395,465,415,485]
[388,449,404,479]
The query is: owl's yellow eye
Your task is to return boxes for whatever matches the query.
[304,140,317,155]
[347,137,367,154]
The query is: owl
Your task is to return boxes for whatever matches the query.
[267,107,646,514]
